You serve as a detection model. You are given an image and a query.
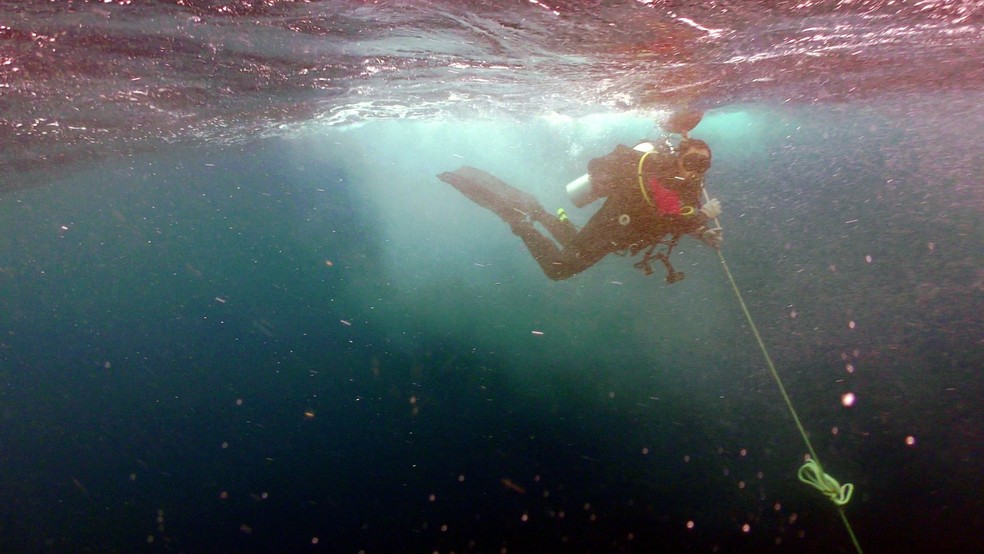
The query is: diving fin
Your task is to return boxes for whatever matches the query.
[438,166,544,223]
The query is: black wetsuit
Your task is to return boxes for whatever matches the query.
[515,144,709,280]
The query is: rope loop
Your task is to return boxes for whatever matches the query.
[798,459,854,507]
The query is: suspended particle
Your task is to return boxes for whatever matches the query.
[905,435,917,446]
[841,392,856,407]
[686,520,695,530]
[742,523,751,533]
[500,478,526,494]
[848,320,856,329]
[865,255,872,263]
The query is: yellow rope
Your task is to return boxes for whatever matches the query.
[701,189,863,554]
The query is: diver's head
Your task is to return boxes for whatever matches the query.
[677,138,711,178]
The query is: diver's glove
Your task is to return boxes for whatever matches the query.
[700,198,722,220]
[697,226,724,250]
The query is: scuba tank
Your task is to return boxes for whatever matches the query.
[565,141,661,208]
[564,174,594,208]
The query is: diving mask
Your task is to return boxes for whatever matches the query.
[681,151,711,173]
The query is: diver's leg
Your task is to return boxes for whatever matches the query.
[512,223,604,280]
[533,212,578,247]
[438,167,606,279]
[525,200,629,279]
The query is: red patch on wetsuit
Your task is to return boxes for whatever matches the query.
[648,178,682,215]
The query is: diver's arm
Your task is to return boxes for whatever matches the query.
[689,212,723,249]
[691,184,723,249]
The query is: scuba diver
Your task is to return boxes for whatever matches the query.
[438,111,723,282]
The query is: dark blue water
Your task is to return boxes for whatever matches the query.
[1,2,982,553]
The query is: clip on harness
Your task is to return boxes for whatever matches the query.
[631,234,685,284]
